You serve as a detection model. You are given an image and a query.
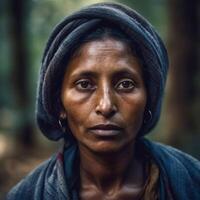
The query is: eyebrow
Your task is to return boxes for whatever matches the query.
[70,71,98,79]
[70,67,142,80]
[113,68,139,77]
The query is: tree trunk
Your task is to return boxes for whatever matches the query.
[9,0,34,148]
[166,0,200,157]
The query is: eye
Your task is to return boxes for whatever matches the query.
[116,79,135,91]
[75,79,95,91]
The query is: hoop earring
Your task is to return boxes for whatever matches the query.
[143,110,152,124]
[59,118,67,133]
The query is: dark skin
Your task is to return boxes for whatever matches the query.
[61,38,147,199]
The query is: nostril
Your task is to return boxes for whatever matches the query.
[96,108,117,118]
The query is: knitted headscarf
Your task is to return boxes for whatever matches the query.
[36,2,168,141]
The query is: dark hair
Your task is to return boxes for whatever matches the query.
[70,23,142,64]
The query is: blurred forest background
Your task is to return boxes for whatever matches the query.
[0,0,199,198]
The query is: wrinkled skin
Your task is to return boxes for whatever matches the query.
[61,38,147,199]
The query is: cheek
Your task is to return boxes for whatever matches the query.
[61,90,92,135]
[120,92,147,129]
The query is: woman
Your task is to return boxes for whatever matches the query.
[7,2,200,200]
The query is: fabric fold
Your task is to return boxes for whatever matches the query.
[36,2,168,141]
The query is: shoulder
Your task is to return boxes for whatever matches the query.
[142,138,200,199]
[6,155,57,200]
[143,138,200,170]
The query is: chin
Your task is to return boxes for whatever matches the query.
[83,140,133,155]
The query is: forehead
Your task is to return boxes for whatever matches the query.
[64,38,143,77]
[79,38,130,57]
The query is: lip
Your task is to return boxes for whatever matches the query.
[88,124,123,137]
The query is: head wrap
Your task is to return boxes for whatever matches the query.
[36,2,168,141]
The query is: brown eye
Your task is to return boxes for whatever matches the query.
[116,79,135,91]
[76,79,95,91]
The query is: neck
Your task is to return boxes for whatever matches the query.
[79,142,142,193]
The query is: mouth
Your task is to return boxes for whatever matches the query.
[88,124,123,137]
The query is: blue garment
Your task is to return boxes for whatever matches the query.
[7,139,200,200]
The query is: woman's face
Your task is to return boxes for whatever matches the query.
[61,38,147,153]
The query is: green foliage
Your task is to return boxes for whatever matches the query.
[117,0,168,38]
[0,0,167,133]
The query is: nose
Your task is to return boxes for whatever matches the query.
[95,85,117,118]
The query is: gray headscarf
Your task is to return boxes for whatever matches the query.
[36,2,168,141]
